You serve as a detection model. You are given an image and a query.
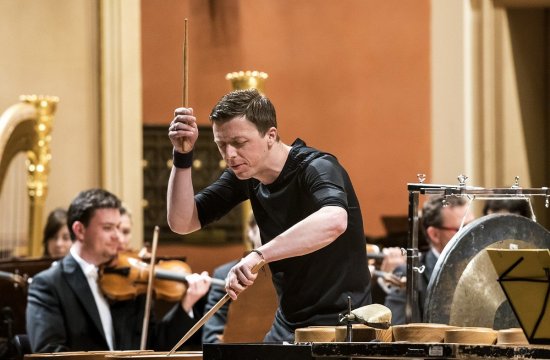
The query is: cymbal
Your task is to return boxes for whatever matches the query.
[424,214,550,329]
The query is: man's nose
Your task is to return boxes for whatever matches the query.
[225,145,237,158]
[114,228,123,241]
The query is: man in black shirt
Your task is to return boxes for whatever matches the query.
[167,89,371,342]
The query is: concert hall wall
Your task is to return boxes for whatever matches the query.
[141,0,432,240]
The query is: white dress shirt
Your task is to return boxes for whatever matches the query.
[70,247,115,350]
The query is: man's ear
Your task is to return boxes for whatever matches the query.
[426,226,440,246]
[266,127,277,146]
[72,221,85,241]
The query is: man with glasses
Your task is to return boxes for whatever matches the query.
[383,195,475,324]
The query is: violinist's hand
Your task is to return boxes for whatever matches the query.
[380,247,406,274]
[169,107,199,154]
[225,252,262,300]
[181,271,211,314]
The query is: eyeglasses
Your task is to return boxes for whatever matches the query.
[436,226,461,232]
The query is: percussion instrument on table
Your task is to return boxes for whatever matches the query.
[293,323,529,345]
[203,341,550,359]
[295,324,393,344]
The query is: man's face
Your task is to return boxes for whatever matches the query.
[213,116,273,180]
[76,208,122,264]
[429,204,474,253]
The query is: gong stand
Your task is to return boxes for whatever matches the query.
[405,174,550,323]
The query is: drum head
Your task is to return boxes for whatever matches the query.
[424,213,550,329]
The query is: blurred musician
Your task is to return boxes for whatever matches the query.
[482,199,533,218]
[26,189,211,353]
[118,205,152,259]
[383,195,474,324]
[42,208,73,258]
[119,205,133,251]
[167,89,371,342]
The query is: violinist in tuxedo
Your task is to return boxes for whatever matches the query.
[26,188,211,353]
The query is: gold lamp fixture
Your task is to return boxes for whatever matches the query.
[225,71,268,94]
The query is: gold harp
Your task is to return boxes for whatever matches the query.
[0,95,59,258]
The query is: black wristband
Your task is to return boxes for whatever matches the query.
[173,149,193,169]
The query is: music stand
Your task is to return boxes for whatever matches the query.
[487,249,550,345]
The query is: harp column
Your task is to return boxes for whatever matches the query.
[24,95,59,257]
[225,71,268,249]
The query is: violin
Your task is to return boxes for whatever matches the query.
[98,253,225,302]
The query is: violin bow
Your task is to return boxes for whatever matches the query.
[140,225,160,350]
[168,260,265,355]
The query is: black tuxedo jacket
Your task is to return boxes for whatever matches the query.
[26,254,196,353]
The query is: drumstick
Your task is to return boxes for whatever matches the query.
[181,18,191,153]
[182,18,189,108]
[168,260,266,355]
[140,226,160,350]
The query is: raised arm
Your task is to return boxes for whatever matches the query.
[166,107,201,234]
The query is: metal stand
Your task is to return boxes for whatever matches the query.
[338,296,353,342]
[405,174,550,323]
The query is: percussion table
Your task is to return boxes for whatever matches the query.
[203,342,550,360]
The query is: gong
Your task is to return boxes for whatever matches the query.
[424,213,550,329]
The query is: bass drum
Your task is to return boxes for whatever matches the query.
[424,213,550,329]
